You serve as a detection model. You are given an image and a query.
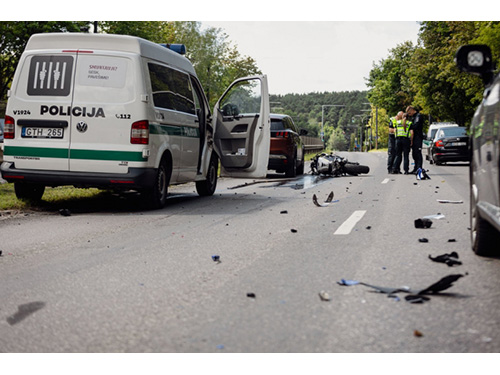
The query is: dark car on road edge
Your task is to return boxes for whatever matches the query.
[268,114,307,177]
[456,44,500,256]
[429,126,470,165]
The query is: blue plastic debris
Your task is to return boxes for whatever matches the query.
[337,279,360,286]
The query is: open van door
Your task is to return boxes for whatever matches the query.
[213,75,270,178]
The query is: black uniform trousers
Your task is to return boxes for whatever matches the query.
[411,135,423,171]
[393,136,411,173]
[387,134,396,172]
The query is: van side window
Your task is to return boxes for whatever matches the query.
[148,63,195,115]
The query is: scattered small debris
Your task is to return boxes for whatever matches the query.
[59,209,71,217]
[290,229,298,233]
[313,191,334,207]
[437,199,464,204]
[423,214,445,220]
[418,274,466,295]
[419,238,429,243]
[429,252,462,267]
[6,301,46,326]
[319,291,331,301]
[280,210,288,214]
[406,295,430,304]
[366,226,372,230]
[0,250,2,257]
[448,239,456,242]
[246,293,256,299]
[337,279,360,286]
[415,218,433,228]
[414,330,424,337]
[212,255,221,263]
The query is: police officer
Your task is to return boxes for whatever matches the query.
[391,113,414,174]
[406,106,424,173]
[388,111,403,173]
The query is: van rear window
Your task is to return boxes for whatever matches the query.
[27,55,73,96]
[148,63,195,115]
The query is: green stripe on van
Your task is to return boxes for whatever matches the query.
[4,146,145,162]
[70,149,146,162]
[150,123,199,138]
[4,146,69,159]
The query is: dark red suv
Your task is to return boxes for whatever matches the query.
[268,114,307,177]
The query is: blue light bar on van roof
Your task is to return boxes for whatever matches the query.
[159,43,186,55]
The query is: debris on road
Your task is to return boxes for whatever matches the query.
[280,210,288,214]
[417,274,466,295]
[429,252,462,267]
[419,238,429,243]
[319,291,331,301]
[423,214,445,220]
[6,301,46,326]
[246,293,256,299]
[59,209,71,216]
[290,229,298,233]
[336,274,467,302]
[312,191,334,207]
[437,199,464,204]
[414,329,424,337]
[415,218,433,228]
[212,255,221,263]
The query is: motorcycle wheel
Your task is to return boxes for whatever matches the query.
[343,163,370,176]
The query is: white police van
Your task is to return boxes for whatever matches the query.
[1,33,270,208]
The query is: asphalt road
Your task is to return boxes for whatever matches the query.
[1,151,500,354]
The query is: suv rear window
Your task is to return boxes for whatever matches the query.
[271,119,286,131]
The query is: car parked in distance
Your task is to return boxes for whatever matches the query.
[424,122,458,161]
[268,114,307,177]
[456,44,500,256]
[429,126,470,165]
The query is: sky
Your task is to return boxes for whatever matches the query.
[202,21,421,95]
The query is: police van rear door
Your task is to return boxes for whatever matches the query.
[69,51,145,174]
[213,75,270,178]
[5,52,76,171]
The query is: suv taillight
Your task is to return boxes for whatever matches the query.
[435,139,444,147]
[131,120,149,144]
[4,115,15,139]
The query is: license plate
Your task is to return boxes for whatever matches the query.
[22,127,64,139]
[450,142,466,146]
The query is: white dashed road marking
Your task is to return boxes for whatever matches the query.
[382,178,390,184]
[334,210,367,235]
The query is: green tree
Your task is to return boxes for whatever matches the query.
[366,41,416,116]
[328,126,348,151]
[0,21,89,101]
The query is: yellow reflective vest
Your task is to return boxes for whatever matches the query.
[395,119,412,138]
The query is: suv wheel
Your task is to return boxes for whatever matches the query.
[470,163,500,256]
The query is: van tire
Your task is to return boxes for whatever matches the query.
[14,182,45,202]
[196,154,218,196]
[144,155,171,209]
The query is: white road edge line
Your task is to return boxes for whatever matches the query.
[334,210,367,235]
[382,178,390,184]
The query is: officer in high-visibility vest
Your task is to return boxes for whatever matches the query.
[388,111,403,173]
[391,113,414,174]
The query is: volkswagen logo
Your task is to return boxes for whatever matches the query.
[76,121,88,133]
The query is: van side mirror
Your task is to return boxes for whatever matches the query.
[455,45,494,85]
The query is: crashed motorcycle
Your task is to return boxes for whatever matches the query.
[310,152,370,177]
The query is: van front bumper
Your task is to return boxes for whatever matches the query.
[0,162,157,190]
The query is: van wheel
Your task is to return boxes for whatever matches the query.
[196,154,218,196]
[14,182,45,202]
[144,156,171,209]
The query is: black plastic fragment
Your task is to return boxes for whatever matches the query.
[428,252,462,267]
[418,274,465,295]
[419,238,429,243]
[247,293,256,298]
[414,218,432,228]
